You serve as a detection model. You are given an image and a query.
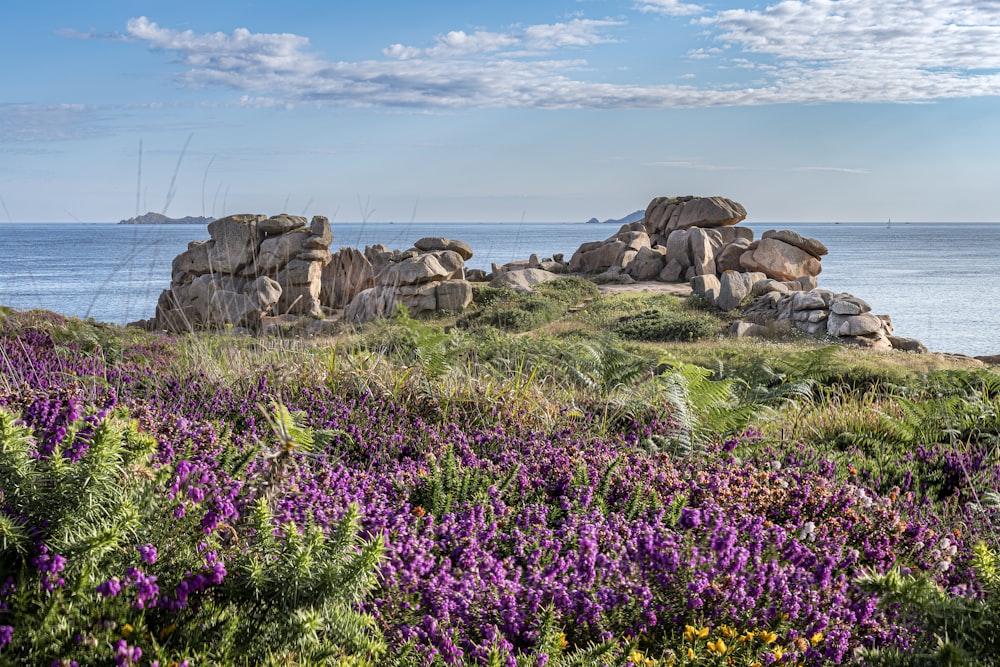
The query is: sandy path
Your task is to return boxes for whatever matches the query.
[595,281,692,298]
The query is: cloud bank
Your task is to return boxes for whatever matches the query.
[111,3,1000,110]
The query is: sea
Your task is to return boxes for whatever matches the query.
[0,221,997,357]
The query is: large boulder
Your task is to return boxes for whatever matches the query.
[375,253,460,286]
[740,238,822,281]
[207,214,264,274]
[259,214,308,235]
[413,237,474,260]
[321,247,374,310]
[171,240,214,283]
[761,229,828,258]
[673,196,747,231]
[255,229,312,275]
[490,268,559,291]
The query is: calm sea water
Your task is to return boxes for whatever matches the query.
[0,221,997,356]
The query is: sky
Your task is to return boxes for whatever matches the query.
[3,0,1000,223]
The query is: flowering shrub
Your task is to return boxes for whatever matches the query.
[2,310,1000,665]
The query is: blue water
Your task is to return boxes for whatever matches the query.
[0,221,997,356]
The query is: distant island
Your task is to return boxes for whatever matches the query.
[586,209,644,225]
[119,212,215,225]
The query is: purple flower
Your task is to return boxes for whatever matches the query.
[0,625,13,649]
[96,577,122,598]
[138,544,158,565]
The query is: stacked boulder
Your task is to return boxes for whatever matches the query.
[728,288,897,350]
[153,215,476,332]
[343,238,474,323]
[155,213,333,331]
[567,195,827,287]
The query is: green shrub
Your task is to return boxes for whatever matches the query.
[613,308,721,342]
[460,277,597,333]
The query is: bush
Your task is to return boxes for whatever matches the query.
[459,277,597,333]
[614,308,721,342]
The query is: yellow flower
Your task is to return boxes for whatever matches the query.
[629,650,646,665]
[697,626,710,639]
[121,624,134,638]
[707,639,727,655]
[684,625,696,641]
[687,648,696,660]
[158,623,176,641]
[718,625,737,639]
[773,646,785,661]
[810,632,824,645]
[759,630,778,644]
[558,632,568,649]
[740,630,756,643]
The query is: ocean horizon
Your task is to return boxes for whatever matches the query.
[1,220,997,357]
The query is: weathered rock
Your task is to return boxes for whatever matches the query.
[256,230,312,275]
[672,196,747,231]
[207,214,264,274]
[435,280,474,311]
[490,268,559,291]
[428,250,465,278]
[321,248,374,310]
[171,240,215,283]
[245,276,282,313]
[797,275,819,291]
[626,246,666,281]
[890,336,930,353]
[569,240,628,274]
[304,216,332,249]
[842,333,893,350]
[344,286,398,323]
[691,274,722,296]
[714,272,745,311]
[715,239,751,273]
[413,236,472,260]
[615,231,651,252]
[659,258,684,282]
[830,313,885,337]
[762,229,828,258]
[741,238,822,282]
[663,229,692,267]
[208,290,260,328]
[259,214,307,235]
[791,291,827,311]
[376,254,456,286]
[688,228,716,277]
[466,268,489,282]
[830,296,872,315]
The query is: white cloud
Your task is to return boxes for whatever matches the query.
[636,0,704,16]
[94,5,1000,112]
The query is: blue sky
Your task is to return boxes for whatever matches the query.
[3,0,1000,223]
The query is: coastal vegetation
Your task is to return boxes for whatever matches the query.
[2,283,999,666]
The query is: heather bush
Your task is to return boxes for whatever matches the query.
[613,307,722,343]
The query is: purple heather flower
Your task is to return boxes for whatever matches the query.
[138,544,158,565]
[96,577,122,598]
[0,625,13,650]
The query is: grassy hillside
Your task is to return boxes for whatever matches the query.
[2,282,999,666]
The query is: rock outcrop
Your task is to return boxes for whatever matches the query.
[152,216,475,332]
[567,195,824,287]
[343,239,474,323]
[728,287,899,350]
